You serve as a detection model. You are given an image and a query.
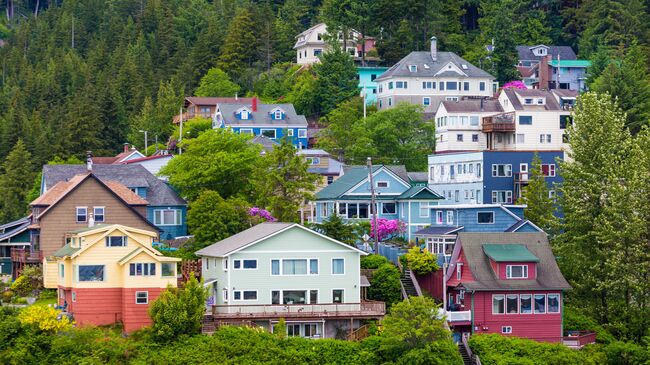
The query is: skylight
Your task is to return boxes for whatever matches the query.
[461,64,469,70]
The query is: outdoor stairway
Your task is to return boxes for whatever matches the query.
[400,269,420,298]
[458,343,472,365]
[202,315,216,335]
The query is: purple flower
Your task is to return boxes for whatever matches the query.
[248,207,277,222]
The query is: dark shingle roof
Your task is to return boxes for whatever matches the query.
[218,103,308,127]
[455,232,571,291]
[415,226,464,235]
[407,172,428,182]
[377,51,493,81]
[42,165,185,206]
[441,99,503,113]
[502,89,570,111]
[516,45,576,62]
[397,186,443,200]
[249,135,279,152]
[0,221,30,242]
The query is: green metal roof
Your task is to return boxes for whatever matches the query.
[52,244,80,258]
[315,166,378,200]
[397,186,444,200]
[69,224,111,234]
[549,60,591,68]
[119,248,143,263]
[482,244,540,262]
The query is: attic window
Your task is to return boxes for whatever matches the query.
[240,110,250,120]
[461,64,468,70]
[274,111,282,119]
[537,98,544,105]
[408,65,417,72]
[524,98,533,105]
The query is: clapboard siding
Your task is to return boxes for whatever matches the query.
[66,287,124,326]
[122,287,163,332]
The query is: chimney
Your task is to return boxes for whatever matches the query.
[88,212,94,228]
[123,143,129,153]
[252,97,258,112]
[430,36,437,61]
[538,55,550,90]
[86,151,93,172]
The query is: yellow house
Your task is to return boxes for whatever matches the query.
[44,224,180,332]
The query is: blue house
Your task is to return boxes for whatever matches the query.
[213,100,309,149]
[312,165,443,241]
[413,204,543,263]
[41,164,187,240]
[0,217,31,275]
[428,150,563,206]
[357,67,389,105]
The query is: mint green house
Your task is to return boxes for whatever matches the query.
[196,223,385,339]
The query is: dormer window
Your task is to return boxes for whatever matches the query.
[506,264,528,278]
[537,98,544,105]
[240,110,250,120]
[408,65,417,72]
[524,98,533,105]
[274,111,282,120]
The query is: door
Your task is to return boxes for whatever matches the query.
[519,163,528,181]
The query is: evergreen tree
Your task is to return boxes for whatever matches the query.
[253,137,318,222]
[218,6,259,81]
[316,97,365,163]
[480,0,520,83]
[517,154,559,236]
[186,190,251,249]
[313,48,358,115]
[194,68,241,98]
[0,140,35,222]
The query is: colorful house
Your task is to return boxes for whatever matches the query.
[312,165,443,241]
[0,217,31,275]
[357,66,389,105]
[294,23,379,66]
[197,223,384,338]
[212,99,309,149]
[173,96,255,124]
[444,232,571,342]
[44,224,180,332]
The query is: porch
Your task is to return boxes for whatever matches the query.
[209,301,385,320]
[10,248,42,264]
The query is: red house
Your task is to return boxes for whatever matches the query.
[444,232,571,342]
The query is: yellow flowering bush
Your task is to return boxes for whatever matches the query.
[18,305,73,333]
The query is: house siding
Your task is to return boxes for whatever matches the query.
[229,127,308,149]
[147,205,187,239]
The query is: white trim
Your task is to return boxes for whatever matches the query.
[331,258,345,275]
[75,206,88,223]
[76,264,106,282]
[93,206,105,222]
[492,294,505,315]
[239,128,253,134]
[477,211,495,224]
[376,180,390,188]
[271,258,320,276]
[135,291,149,304]
[260,128,277,139]
[233,259,258,270]
[233,289,258,301]
[344,166,411,195]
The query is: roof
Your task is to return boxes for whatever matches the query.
[407,172,428,182]
[185,97,254,107]
[502,89,568,111]
[249,135,279,152]
[453,233,571,291]
[549,59,591,68]
[308,157,343,176]
[104,181,149,205]
[297,149,330,156]
[32,174,147,206]
[218,103,307,127]
[482,244,540,262]
[316,165,409,200]
[517,66,535,78]
[516,45,576,62]
[441,99,503,113]
[551,89,579,99]
[0,220,30,242]
[397,186,443,200]
[415,226,464,236]
[68,224,112,234]
[121,154,173,164]
[376,51,493,81]
[0,216,31,231]
[42,164,185,206]
[52,244,80,258]
[360,275,370,287]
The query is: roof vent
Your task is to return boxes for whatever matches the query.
[423,64,430,69]
[461,64,468,70]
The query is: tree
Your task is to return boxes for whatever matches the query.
[313,48,358,115]
[590,44,650,135]
[310,214,356,244]
[218,6,258,80]
[149,275,208,342]
[186,191,251,249]
[160,129,262,201]
[253,137,318,222]
[195,68,241,98]
[367,263,401,308]
[480,0,520,83]
[317,97,365,163]
[517,154,559,236]
[0,140,34,222]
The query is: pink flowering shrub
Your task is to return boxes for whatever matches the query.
[248,207,277,222]
[370,218,406,241]
[502,80,527,90]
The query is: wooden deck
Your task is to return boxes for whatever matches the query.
[482,112,516,133]
[209,301,385,320]
[10,248,42,264]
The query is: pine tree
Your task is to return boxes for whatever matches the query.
[218,6,259,80]
[313,48,358,115]
[0,140,35,222]
[517,154,558,236]
[194,68,241,98]
[480,0,520,83]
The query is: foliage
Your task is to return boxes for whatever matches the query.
[517,153,559,236]
[368,263,402,308]
[403,247,439,275]
[370,218,406,242]
[479,0,520,83]
[0,307,21,352]
[149,275,208,342]
[160,129,262,201]
[317,97,366,163]
[195,68,241,97]
[10,266,43,296]
[502,80,527,89]
[186,190,251,249]
[563,306,616,344]
[10,276,33,297]
[360,254,389,269]
[313,48,359,116]
[18,305,72,333]
[248,207,276,223]
[171,117,212,142]
[0,140,34,222]
[252,137,318,222]
[310,214,357,244]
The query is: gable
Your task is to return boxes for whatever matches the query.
[346,168,410,196]
[434,62,467,77]
[455,207,521,232]
[239,226,362,254]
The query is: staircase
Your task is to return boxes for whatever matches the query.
[458,343,472,365]
[202,315,216,335]
[400,269,420,298]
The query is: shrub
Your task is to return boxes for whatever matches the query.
[563,306,616,344]
[11,266,43,296]
[1,290,14,303]
[38,289,57,300]
[10,276,32,297]
[360,254,389,269]
[368,264,402,308]
[403,247,438,275]
[18,305,73,333]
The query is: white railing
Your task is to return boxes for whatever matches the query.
[446,310,472,322]
[211,302,385,318]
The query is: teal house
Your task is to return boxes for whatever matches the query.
[312,165,443,241]
[0,217,31,275]
[357,67,389,105]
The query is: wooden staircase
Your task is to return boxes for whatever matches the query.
[201,314,255,335]
[400,269,420,298]
[458,343,472,365]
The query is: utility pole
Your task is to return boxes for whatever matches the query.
[139,130,148,155]
[367,157,379,253]
[179,107,183,155]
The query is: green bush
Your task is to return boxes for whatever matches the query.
[11,266,43,296]
[38,289,57,300]
[563,306,616,344]
[10,276,32,297]
[1,290,14,303]
[360,254,389,269]
[368,263,402,308]
[403,247,439,275]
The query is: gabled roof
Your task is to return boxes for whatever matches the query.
[315,165,411,200]
[52,244,80,258]
[218,103,308,126]
[502,88,577,111]
[376,51,493,81]
[549,60,591,68]
[196,223,366,257]
[121,154,173,164]
[415,226,464,236]
[483,244,540,262]
[516,45,576,61]
[0,219,30,243]
[185,97,254,107]
[249,135,279,152]
[0,216,31,231]
[440,99,503,113]
[505,219,543,232]
[450,233,571,291]
[397,186,443,200]
[407,172,428,183]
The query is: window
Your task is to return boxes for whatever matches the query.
[240,110,249,120]
[319,203,328,218]
[298,129,307,138]
[519,294,532,314]
[534,294,546,313]
[283,259,308,275]
[492,190,513,204]
[477,163,481,178]
[472,134,479,142]
[262,129,277,139]
[310,259,319,275]
[234,290,258,301]
[332,258,345,275]
[154,209,181,226]
[560,115,572,129]
[492,164,512,177]
[455,190,460,202]
[505,294,519,314]
[287,324,301,337]
[274,111,283,120]
[233,259,258,269]
[549,190,556,200]
[396,81,408,88]
[135,291,148,304]
[423,97,431,106]
[332,289,344,303]
[388,82,393,89]
[199,107,211,116]
[540,134,552,143]
[456,263,463,280]
[409,65,417,72]
[271,260,280,275]
[59,264,64,278]
[376,181,389,188]
[506,264,528,279]
[524,98,533,105]
[479,82,485,91]
[314,49,322,56]
[304,323,320,338]
[306,157,320,165]
[463,82,469,91]
[422,81,435,89]
[519,116,532,125]
[446,211,454,225]
[382,203,396,214]
[130,263,156,276]
[456,134,463,142]
[76,207,87,222]
[327,176,334,185]
[223,289,228,301]
[541,164,556,177]
[547,294,560,313]
[221,259,225,270]
[388,97,392,106]
[516,134,525,144]
[436,211,443,224]
[239,128,253,134]
[493,295,505,314]
[419,203,430,218]
[71,291,76,302]
[78,265,104,282]
[477,212,494,224]
[371,74,377,81]
[502,326,512,334]
[106,236,127,247]
[287,129,294,137]
[446,82,457,90]
[161,263,176,277]
[446,96,459,102]
[93,207,104,222]
[537,98,544,105]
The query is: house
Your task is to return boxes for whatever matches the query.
[375,37,496,112]
[413,204,542,261]
[196,223,385,338]
[428,150,563,205]
[433,99,503,152]
[41,163,187,239]
[444,232,571,342]
[296,149,344,190]
[516,46,588,91]
[543,58,590,91]
[0,217,31,275]
[212,99,309,149]
[516,45,576,67]
[357,66,389,105]
[119,153,174,178]
[44,224,180,332]
[93,144,145,165]
[312,165,443,241]
[294,23,379,66]
[172,96,255,124]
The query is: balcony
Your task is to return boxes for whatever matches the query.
[482,112,516,133]
[514,172,529,184]
[562,331,596,349]
[210,301,385,320]
[438,308,472,323]
[10,248,42,264]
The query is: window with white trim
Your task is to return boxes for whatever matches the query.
[78,265,104,282]
[436,211,443,224]
[506,294,518,314]
[130,263,156,276]
[423,97,431,106]
[419,203,430,218]
[233,259,257,270]
[234,290,258,301]
[502,326,512,334]
[93,207,105,222]
[477,212,494,224]
[154,209,181,226]
[547,294,560,313]
[506,264,528,279]
[106,236,127,247]
[456,263,463,280]
[135,291,148,304]
[382,203,396,214]
[262,129,277,139]
[539,134,552,143]
[492,164,512,177]
[161,263,176,277]
[493,294,505,314]
[298,129,307,138]
[332,258,344,275]
[76,207,87,222]
[541,164,556,177]
[492,190,513,204]
[287,129,294,136]
[520,294,532,313]
[274,111,282,120]
[534,294,546,313]
[376,181,389,188]
[446,211,453,225]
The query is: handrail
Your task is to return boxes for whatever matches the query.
[399,281,410,301]
[461,333,473,359]
[210,301,386,318]
[408,269,423,297]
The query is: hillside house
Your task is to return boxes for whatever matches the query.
[172,96,255,124]
[294,23,379,66]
